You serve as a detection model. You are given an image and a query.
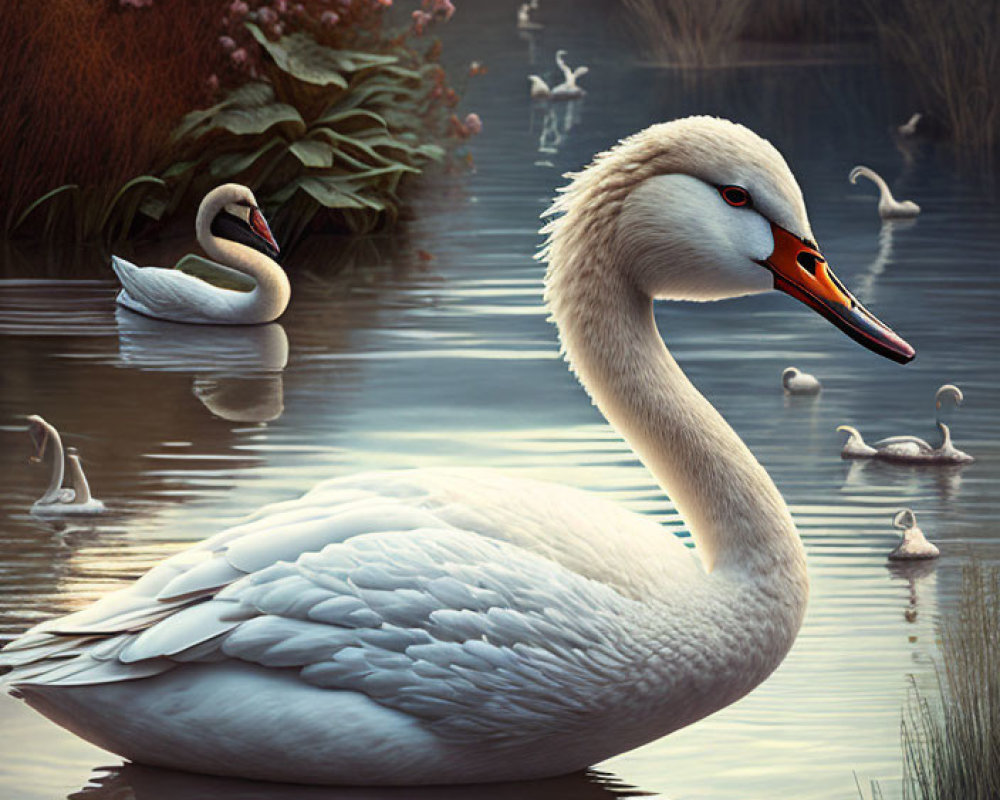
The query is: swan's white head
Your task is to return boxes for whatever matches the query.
[26,415,51,464]
[893,508,917,530]
[935,383,963,410]
[542,117,915,364]
[197,184,280,260]
[782,367,800,384]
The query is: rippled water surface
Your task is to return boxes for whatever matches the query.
[2,8,1000,800]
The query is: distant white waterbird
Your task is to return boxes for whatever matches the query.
[897,113,922,138]
[27,416,105,516]
[888,509,939,560]
[849,166,921,219]
[517,2,541,29]
[1,116,915,785]
[837,385,972,464]
[782,366,821,395]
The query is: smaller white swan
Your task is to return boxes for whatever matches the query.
[849,166,920,219]
[888,509,939,561]
[554,50,588,96]
[782,366,821,395]
[897,113,922,138]
[517,2,541,29]
[528,74,552,100]
[27,416,106,516]
[112,184,288,326]
[837,385,972,464]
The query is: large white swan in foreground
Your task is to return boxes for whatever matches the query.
[27,415,106,516]
[0,117,914,785]
[111,184,288,325]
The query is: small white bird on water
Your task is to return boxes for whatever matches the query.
[111,184,288,325]
[897,113,922,138]
[527,51,588,101]
[1,117,915,785]
[26,416,105,516]
[888,509,939,561]
[781,366,821,395]
[837,385,972,464]
[849,166,920,219]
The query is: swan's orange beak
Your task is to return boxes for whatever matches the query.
[250,207,280,256]
[760,223,914,364]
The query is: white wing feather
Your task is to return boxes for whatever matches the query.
[111,256,253,324]
[1,469,694,738]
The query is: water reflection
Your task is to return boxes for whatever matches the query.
[854,220,916,304]
[886,559,938,624]
[535,100,583,163]
[841,459,966,503]
[70,765,650,800]
[115,309,288,424]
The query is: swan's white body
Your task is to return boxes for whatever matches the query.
[112,185,289,326]
[888,509,938,560]
[782,366,821,395]
[528,74,552,100]
[837,385,972,464]
[849,166,920,219]
[27,416,106,516]
[3,117,915,785]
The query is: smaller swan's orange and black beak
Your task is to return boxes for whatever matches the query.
[758,223,915,364]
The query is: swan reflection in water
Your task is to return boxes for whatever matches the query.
[886,558,938,625]
[841,459,965,503]
[115,308,288,423]
[853,219,916,305]
[535,101,582,164]
[69,765,650,800]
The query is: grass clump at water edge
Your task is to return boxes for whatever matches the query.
[860,562,1000,800]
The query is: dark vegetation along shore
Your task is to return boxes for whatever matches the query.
[1,0,996,249]
[0,0,479,247]
[622,0,999,171]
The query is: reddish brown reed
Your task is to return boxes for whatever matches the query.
[0,0,223,234]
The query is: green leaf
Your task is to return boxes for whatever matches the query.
[288,139,335,168]
[171,83,274,142]
[314,107,389,130]
[11,184,79,232]
[270,175,382,210]
[247,23,348,88]
[162,160,198,179]
[202,102,305,138]
[209,136,287,178]
[100,175,166,231]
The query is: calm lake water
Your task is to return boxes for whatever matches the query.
[2,5,999,799]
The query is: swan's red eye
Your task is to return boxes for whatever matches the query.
[721,186,751,207]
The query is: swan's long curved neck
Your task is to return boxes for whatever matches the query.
[66,456,92,504]
[546,261,806,582]
[38,426,65,504]
[854,167,894,204]
[197,215,290,322]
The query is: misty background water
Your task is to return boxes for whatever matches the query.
[1,4,999,799]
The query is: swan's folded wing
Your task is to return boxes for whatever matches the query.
[121,527,643,740]
[174,254,257,292]
[873,435,932,449]
[111,256,250,323]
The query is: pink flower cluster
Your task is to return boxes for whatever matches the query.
[411,0,455,35]
[449,112,482,139]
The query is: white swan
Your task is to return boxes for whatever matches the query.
[0,117,914,785]
[888,509,939,561]
[897,113,922,138]
[782,366,821,395]
[837,385,972,464]
[554,50,588,97]
[111,184,289,325]
[516,2,541,29]
[849,166,920,219]
[26,416,106,516]
[528,74,552,100]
